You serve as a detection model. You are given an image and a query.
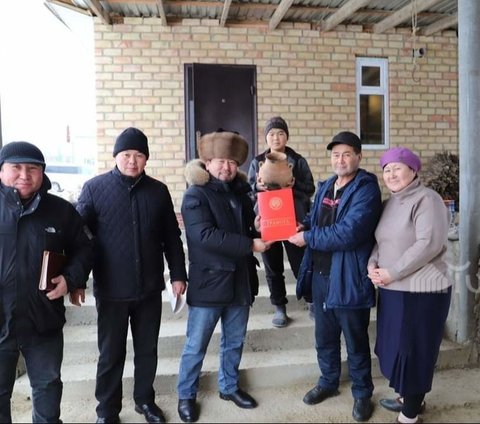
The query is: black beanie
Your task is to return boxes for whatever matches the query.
[0,141,46,169]
[113,127,150,159]
[264,116,289,140]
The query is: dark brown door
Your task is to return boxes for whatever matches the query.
[185,63,257,173]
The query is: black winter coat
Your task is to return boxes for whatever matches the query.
[182,160,259,307]
[0,177,93,338]
[76,167,187,300]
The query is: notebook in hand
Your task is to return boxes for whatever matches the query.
[38,250,67,291]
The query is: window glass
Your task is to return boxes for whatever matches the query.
[356,58,389,148]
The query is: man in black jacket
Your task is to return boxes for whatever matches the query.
[176,131,271,423]
[76,128,187,424]
[0,141,93,423]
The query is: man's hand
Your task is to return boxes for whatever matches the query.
[288,231,306,247]
[46,275,69,300]
[69,288,86,306]
[172,280,187,296]
[252,238,273,253]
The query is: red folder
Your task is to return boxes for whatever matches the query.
[257,188,297,241]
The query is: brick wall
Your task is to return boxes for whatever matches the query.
[94,18,458,208]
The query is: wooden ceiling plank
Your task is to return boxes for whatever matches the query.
[46,0,92,16]
[155,0,168,25]
[220,0,233,27]
[373,0,441,34]
[84,0,111,25]
[269,0,295,31]
[421,12,457,36]
[321,0,371,32]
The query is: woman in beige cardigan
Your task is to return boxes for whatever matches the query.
[368,147,452,424]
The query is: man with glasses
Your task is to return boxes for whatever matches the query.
[289,131,382,422]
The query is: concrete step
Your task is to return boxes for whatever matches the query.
[14,330,470,401]
[65,275,301,326]
[61,305,314,365]
[13,366,480,423]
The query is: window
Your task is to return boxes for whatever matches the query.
[356,57,389,148]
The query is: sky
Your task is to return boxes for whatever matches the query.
[0,0,96,163]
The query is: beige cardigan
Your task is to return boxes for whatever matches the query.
[368,177,452,293]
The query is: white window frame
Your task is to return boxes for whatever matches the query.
[356,57,389,150]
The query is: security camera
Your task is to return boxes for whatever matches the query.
[413,47,426,58]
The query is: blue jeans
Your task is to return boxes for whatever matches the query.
[0,331,63,423]
[177,305,250,399]
[312,273,373,399]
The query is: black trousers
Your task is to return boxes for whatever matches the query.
[261,240,305,306]
[95,292,163,418]
[0,329,63,423]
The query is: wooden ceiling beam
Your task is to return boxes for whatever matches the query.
[421,12,457,35]
[155,0,167,25]
[84,0,111,25]
[269,0,295,31]
[321,0,371,32]
[220,0,233,27]
[373,0,441,34]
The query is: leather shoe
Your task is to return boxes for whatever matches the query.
[219,388,258,409]
[178,399,199,423]
[303,386,339,405]
[134,403,165,423]
[96,416,120,424]
[380,397,426,414]
[352,398,374,422]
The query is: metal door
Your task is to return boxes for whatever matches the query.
[185,63,257,173]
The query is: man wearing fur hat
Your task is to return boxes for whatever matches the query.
[176,130,271,423]
[76,127,187,424]
[248,116,315,328]
[0,141,93,423]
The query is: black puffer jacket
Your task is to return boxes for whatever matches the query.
[0,176,93,338]
[76,167,187,301]
[182,160,259,307]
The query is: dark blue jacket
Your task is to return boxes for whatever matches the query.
[0,176,93,337]
[296,169,382,309]
[182,160,259,307]
[76,167,187,300]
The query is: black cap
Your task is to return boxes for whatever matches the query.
[327,131,362,152]
[113,127,150,159]
[0,141,46,169]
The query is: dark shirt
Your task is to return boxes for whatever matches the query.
[311,179,349,274]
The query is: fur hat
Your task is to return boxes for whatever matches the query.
[0,141,46,169]
[264,116,289,140]
[113,127,149,159]
[380,147,422,172]
[198,131,248,166]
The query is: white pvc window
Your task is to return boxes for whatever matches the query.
[356,57,389,149]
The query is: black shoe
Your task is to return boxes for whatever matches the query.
[352,398,374,422]
[303,386,339,405]
[134,403,165,423]
[96,416,120,424]
[379,397,426,414]
[219,389,258,409]
[178,399,198,423]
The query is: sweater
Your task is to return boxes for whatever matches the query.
[368,177,452,292]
